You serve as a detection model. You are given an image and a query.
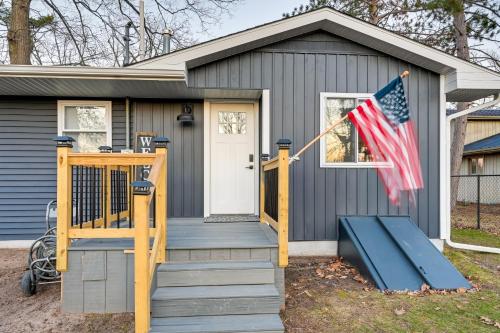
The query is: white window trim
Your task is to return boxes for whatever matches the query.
[319,92,392,168]
[57,100,113,149]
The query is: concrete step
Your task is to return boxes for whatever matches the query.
[150,314,284,333]
[151,284,280,317]
[157,260,275,287]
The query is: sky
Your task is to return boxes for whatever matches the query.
[201,0,306,41]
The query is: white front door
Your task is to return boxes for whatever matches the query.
[210,103,256,214]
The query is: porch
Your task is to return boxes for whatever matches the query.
[54,135,290,333]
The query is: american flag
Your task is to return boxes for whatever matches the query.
[347,76,423,205]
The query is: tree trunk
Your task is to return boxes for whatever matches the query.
[449,3,470,209]
[7,0,32,65]
[368,0,379,24]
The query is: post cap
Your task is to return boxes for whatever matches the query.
[153,136,170,148]
[131,180,153,195]
[261,153,270,161]
[53,136,75,147]
[98,145,113,153]
[276,139,292,149]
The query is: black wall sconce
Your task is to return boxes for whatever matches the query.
[177,104,194,125]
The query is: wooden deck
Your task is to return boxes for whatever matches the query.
[69,218,278,250]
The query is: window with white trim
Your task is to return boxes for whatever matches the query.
[58,101,112,152]
[320,93,389,168]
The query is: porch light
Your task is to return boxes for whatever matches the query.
[177,104,194,125]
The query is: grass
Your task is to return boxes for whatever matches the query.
[451,227,500,248]
[284,231,500,332]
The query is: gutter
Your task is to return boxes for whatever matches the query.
[445,93,500,254]
[0,64,185,81]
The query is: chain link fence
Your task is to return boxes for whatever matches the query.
[451,175,500,234]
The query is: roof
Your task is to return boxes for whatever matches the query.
[463,133,500,155]
[447,109,500,118]
[130,7,500,102]
[0,64,261,99]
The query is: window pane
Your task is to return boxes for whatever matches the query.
[218,111,247,134]
[67,132,107,152]
[325,98,356,163]
[357,132,376,162]
[65,105,106,131]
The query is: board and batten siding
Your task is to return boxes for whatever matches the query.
[188,31,441,240]
[133,101,204,217]
[0,98,127,240]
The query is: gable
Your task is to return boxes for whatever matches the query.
[256,31,382,56]
[130,7,499,101]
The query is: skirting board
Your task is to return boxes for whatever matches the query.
[0,240,33,248]
[289,239,445,256]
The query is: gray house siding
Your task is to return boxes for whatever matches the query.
[188,31,441,240]
[0,98,127,240]
[133,101,204,217]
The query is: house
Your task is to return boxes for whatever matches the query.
[1,7,499,333]
[450,109,500,204]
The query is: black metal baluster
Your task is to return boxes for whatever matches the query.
[79,166,84,228]
[104,166,107,228]
[152,191,156,228]
[91,167,95,228]
[117,167,121,228]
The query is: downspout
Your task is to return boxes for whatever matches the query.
[444,92,500,254]
[126,97,131,149]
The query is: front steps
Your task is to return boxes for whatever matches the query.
[150,259,284,333]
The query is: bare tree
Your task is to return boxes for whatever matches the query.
[1,0,242,66]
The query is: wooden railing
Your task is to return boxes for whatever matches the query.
[55,136,168,333]
[260,139,291,267]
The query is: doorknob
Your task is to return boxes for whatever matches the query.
[245,165,254,170]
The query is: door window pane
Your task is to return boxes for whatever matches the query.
[218,111,247,134]
[324,98,355,163]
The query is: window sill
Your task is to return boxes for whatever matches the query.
[320,162,393,169]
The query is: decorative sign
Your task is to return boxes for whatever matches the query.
[135,131,156,180]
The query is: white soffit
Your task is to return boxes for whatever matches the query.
[131,8,500,98]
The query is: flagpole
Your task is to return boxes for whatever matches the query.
[289,70,410,164]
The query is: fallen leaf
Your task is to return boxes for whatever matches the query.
[316,268,325,278]
[353,274,367,284]
[457,287,467,294]
[339,275,348,279]
[420,283,430,292]
[304,290,312,297]
[325,275,335,280]
[394,308,406,316]
[480,316,494,325]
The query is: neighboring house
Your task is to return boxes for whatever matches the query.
[0,7,499,249]
[451,109,500,204]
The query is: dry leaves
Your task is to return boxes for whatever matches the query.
[479,316,500,328]
[394,307,406,316]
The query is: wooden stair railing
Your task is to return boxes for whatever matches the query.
[260,139,291,267]
[55,136,168,333]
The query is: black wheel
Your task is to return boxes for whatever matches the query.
[21,271,36,296]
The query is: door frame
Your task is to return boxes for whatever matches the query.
[203,99,260,217]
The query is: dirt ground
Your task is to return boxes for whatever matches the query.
[451,203,500,236]
[0,249,134,333]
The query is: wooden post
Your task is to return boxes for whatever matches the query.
[55,136,74,272]
[260,154,269,223]
[132,181,152,333]
[99,146,113,228]
[153,137,169,263]
[277,139,291,267]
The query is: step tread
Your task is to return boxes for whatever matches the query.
[150,314,284,333]
[152,284,279,301]
[158,260,274,272]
